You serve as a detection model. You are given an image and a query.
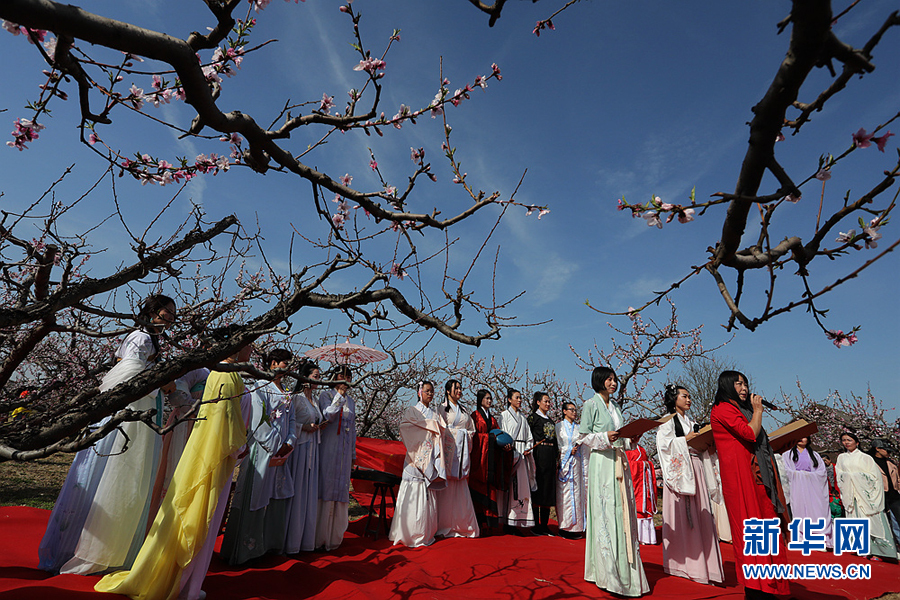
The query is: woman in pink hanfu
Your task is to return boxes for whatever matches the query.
[656,384,724,585]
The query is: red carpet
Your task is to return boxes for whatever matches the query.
[1,506,898,599]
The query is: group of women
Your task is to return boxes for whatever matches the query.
[38,294,361,600]
[37,300,900,600]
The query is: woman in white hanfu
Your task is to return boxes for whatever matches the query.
[52,294,177,576]
[221,348,297,564]
[389,381,450,547]
[656,384,724,585]
[434,379,480,539]
[555,401,586,539]
[497,388,536,535]
[315,365,356,551]
[782,436,832,547]
[836,431,898,559]
[284,360,327,554]
[578,366,649,597]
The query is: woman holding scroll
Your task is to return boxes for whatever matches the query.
[578,366,648,597]
[656,383,723,585]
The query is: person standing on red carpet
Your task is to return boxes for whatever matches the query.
[578,366,649,597]
[625,442,658,545]
[434,379,480,539]
[498,388,536,535]
[389,380,449,547]
[469,389,512,534]
[710,370,788,600]
[656,384,723,585]
[528,391,558,536]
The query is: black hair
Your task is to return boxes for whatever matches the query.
[418,380,435,394]
[506,387,520,404]
[475,389,491,408]
[663,383,690,437]
[265,348,293,368]
[532,391,549,412]
[329,365,352,388]
[298,360,320,379]
[591,366,617,394]
[789,437,819,469]
[840,431,860,446]
[562,401,577,413]
[443,378,462,413]
[713,370,749,407]
[136,293,176,357]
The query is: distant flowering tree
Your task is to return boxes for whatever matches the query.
[353,350,576,440]
[571,298,730,419]
[0,0,546,460]
[780,380,900,455]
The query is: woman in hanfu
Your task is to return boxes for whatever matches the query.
[389,381,450,547]
[469,389,512,533]
[41,294,176,575]
[836,432,897,559]
[578,366,649,597]
[284,360,327,554]
[781,436,832,548]
[555,401,586,539]
[625,442,658,545]
[868,439,900,549]
[710,370,788,600]
[497,388,536,535]
[96,338,253,600]
[155,368,210,500]
[656,384,723,585]
[434,379,479,538]
[315,365,356,551]
[221,348,297,564]
[528,391,559,536]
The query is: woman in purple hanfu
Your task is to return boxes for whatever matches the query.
[782,436,832,548]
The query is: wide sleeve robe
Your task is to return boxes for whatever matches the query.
[836,449,897,558]
[578,394,648,597]
[656,413,723,584]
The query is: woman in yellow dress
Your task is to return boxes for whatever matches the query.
[95,342,252,600]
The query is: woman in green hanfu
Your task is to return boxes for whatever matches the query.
[578,366,649,597]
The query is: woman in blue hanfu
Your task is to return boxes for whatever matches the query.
[555,401,586,539]
[221,348,297,564]
[315,365,356,551]
[578,366,649,597]
[40,294,176,575]
[283,360,327,554]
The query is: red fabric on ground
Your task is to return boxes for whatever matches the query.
[1,506,897,599]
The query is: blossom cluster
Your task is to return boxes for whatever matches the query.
[825,328,859,348]
[6,118,44,151]
[835,216,885,250]
[532,19,555,37]
[119,152,231,186]
[851,127,894,152]
[618,194,696,229]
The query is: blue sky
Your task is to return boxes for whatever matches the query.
[1,1,898,422]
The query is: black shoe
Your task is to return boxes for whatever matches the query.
[504,525,524,537]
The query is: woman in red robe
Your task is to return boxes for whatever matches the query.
[625,443,658,544]
[469,389,512,534]
[710,371,789,600]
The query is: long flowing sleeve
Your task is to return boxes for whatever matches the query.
[656,416,696,496]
